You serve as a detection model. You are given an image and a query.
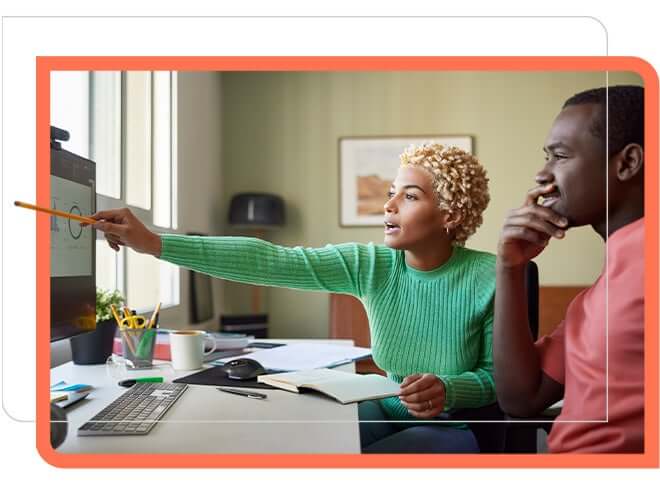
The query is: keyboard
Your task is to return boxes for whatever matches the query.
[77,382,188,436]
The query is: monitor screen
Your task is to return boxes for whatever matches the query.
[50,145,96,342]
[190,270,214,324]
[188,232,215,324]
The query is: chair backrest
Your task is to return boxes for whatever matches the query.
[329,295,371,347]
[525,260,540,341]
[329,294,382,374]
[442,260,540,452]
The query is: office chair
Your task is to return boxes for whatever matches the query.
[501,260,556,453]
[438,260,541,453]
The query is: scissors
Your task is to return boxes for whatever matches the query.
[119,315,147,329]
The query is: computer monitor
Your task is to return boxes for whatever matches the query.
[50,127,96,342]
[187,232,214,324]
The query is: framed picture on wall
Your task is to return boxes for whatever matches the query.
[339,135,473,226]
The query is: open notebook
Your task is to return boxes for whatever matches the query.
[257,368,400,404]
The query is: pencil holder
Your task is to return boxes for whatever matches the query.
[120,328,157,369]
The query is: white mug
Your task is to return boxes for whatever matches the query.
[169,330,217,370]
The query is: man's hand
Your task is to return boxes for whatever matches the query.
[497,183,569,268]
[82,208,162,257]
[399,373,446,418]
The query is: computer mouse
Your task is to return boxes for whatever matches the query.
[220,358,267,380]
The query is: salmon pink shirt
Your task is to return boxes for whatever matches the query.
[535,218,644,453]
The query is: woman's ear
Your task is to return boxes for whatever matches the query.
[616,143,644,182]
[441,212,462,230]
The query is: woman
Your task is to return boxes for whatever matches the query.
[90,143,495,453]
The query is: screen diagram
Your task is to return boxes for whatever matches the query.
[50,175,93,277]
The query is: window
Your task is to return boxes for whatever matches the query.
[51,70,180,314]
[124,71,152,210]
[90,71,121,198]
[50,71,89,158]
[152,71,177,229]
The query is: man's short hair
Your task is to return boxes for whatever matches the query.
[563,85,644,156]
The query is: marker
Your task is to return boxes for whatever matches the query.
[118,377,164,388]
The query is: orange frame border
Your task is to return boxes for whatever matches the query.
[36,56,659,468]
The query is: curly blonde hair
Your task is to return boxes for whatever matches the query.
[399,143,490,246]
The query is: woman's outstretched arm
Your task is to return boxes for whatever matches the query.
[89,207,392,297]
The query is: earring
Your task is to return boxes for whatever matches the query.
[445,227,450,235]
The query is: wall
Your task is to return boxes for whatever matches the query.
[220,71,643,339]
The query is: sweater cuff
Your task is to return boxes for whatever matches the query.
[437,373,494,410]
[158,234,178,260]
[438,376,456,411]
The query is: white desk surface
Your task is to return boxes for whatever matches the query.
[52,341,360,454]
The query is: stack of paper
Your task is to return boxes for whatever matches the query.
[208,332,253,350]
[216,343,372,371]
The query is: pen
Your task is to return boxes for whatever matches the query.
[216,387,268,400]
[326,359,352,369]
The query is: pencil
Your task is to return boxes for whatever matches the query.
[14,200,96,225]
[147,302,162,329]
[120,330,137,357]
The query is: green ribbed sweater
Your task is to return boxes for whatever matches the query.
[159,235,497,419]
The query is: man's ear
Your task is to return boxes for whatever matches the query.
[616,143,644,182]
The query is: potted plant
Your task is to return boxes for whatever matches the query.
[70,288,125,365]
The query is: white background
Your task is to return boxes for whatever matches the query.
[1,1,658,498]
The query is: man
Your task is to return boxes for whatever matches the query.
[493,85,645,453]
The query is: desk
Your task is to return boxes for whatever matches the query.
[51,344,360,454]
